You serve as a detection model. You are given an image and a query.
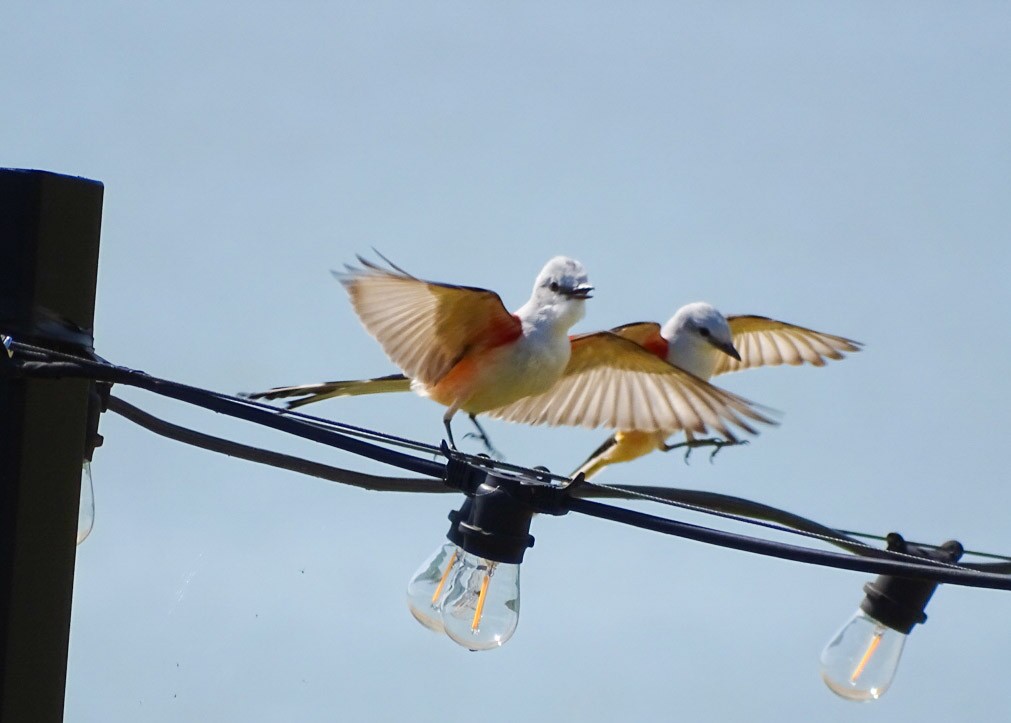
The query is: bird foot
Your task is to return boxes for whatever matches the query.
[663,437,748,464]
[462,431,504,461]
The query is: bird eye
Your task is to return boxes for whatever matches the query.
[699,327,711,337]
[549,281,560,292]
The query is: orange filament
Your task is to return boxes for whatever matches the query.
[430,550,458,604]
[471,573,490,631]
[850,631,883,683]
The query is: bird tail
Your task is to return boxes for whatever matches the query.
[571,434,619,481]
[243,373,411,409]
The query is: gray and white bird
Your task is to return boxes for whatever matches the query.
[572,302,861,479]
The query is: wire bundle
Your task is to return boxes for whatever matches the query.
[3,335,1009,586]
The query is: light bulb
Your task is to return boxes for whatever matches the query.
[820,608,907,701]
[819,534,963,702]
[441,551,520,651]
[406,542,462,633]
[77,460,95,545]
[406,502,473,633]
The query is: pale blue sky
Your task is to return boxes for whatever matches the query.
[4,3,1010,721]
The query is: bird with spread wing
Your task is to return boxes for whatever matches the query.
[571,302,861,479]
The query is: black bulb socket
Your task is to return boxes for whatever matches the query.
[859,533,964,635]
[456,479,535,565]
[444,498,473,548]
[441,450,570,564]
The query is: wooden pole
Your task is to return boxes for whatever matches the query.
[0,169,103,722]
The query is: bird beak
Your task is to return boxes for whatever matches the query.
[711,338,741,361]
[564,284,594,300]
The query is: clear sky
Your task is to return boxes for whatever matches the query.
[4,3,1010,721]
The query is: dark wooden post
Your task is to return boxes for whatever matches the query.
[0,169,103,722]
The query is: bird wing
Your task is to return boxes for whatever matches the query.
[334,257,522,386]
[609,321,668,359]
[713,315,863,376]
[485,331,775,438]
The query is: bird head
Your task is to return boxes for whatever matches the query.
[661,302,740,378]
[525,256,593,327]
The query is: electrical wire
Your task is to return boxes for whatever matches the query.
[4,339,445,478]
[584,479,874,554]
[578,480,993,574]
[836,529,1011,565]
[566,498,1011,590]
[6,337,1011,583]
[107,391,1011,585]
[106,396,451,494]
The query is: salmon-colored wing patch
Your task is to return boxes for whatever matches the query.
[609,321,668,359]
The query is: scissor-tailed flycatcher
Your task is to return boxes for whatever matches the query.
[572,302,862,479]
[248,261,775,451]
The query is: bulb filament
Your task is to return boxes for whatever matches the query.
[471,561,495,632]
[850,629,884,683]
[431,549,458,604]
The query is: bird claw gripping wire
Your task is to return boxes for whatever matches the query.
[663,437,749,464]
[462,414,504,460]
[462,431,504,461]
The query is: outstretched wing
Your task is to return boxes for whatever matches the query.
[713,316,863,376]
[485,331,775,438]
[334,257,522,386]
[609,321,668,359]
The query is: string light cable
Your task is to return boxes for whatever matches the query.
[3,335,1009,586]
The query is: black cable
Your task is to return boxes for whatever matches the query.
[105,390,1011,578]
[566,498,1011,590]
[584,479,874,556]
[102,393,881,556]
[106,396,452,494]
[9,339,1011,583]
[579,485,1011,574]
[837,529,1011,565]
[4,340,445,478]
[8,340,578,482]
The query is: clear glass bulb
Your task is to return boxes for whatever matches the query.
[405,542,462,633]
[441,551,520,651]
[77,460,95,545]
[820,608,906,701]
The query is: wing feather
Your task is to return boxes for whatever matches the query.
[333,257,522,386]
[485,332,775,435]
[713,315,862,376]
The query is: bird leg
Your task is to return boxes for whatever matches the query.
[443,413,458,450]
[663,437,748,464]
[463,413,504,459]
